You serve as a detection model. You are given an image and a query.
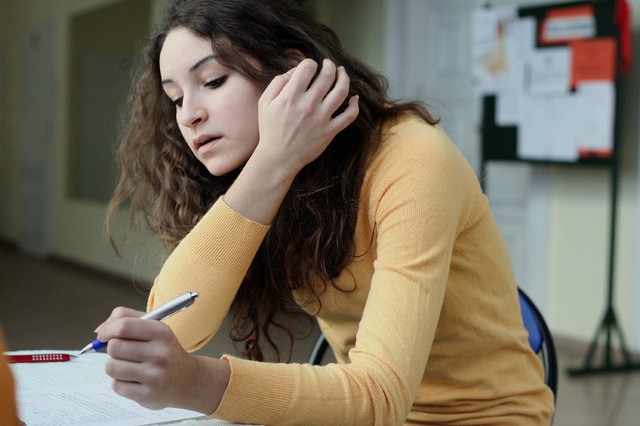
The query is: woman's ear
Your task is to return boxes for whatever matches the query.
[285,48,306,66]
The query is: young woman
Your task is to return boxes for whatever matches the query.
[97,0,554,424]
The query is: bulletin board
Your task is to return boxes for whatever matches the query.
[477,0,640,376]
[478,0,619,166]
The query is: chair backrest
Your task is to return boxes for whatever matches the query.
[517,288,558,400]
[308,330,330,366]
[308,287,558,401]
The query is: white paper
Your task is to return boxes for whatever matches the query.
[471,5,521,94]
[489,17,538,127]
[527,47,572,94]
[574,82,615,151]
[514,17,536,60]
[496,94,521,126]
[7,350,233,426]
[517,81,615,162]
[542,13,595,43]
[518,93,581,161]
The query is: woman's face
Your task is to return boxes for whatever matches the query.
[159,27,263,176]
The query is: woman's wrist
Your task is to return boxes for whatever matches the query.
[224,146,299,225]
[187,356,231,415]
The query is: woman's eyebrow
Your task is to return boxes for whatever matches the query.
[161,54,218,85]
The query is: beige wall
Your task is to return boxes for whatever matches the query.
[2,0,640,347]
[0,0,166,285]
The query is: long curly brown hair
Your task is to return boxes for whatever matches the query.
[106,0,438,361]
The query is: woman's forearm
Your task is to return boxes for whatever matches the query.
[223,146,298,225]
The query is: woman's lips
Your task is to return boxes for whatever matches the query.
[194,135,221,153]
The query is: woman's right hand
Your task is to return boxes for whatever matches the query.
[98,307,230,414]
[255,58,359,176]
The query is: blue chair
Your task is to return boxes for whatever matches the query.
[518,288,558,400]
[308,287,558,400]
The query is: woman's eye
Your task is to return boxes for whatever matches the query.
[206,76,227,89]
[167,76,226,108]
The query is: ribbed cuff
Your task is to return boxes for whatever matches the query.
[213,356,293,425]
[185,198,270,275]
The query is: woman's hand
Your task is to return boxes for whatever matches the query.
[223,58,359,225]
[97,308,229,414]
[256,58,359,174]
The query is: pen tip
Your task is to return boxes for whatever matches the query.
[78,343,93,355]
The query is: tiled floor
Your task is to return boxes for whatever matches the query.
[2,243,640,425]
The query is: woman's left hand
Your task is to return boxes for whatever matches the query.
[98,307,229,414]
[256,58,360,176]
[223,58,359,225]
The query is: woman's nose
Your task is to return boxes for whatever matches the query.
[178,97,208,127]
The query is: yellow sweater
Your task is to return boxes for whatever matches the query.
[148,115,554,425]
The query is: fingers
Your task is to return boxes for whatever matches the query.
[301,59,337,103]
[98,315,170,346]
[256,57,359,171]
[321,65,350,114]
[279,58,318,98]
[108,361,167,410]
[94,306,145,334]
[110,306,146,320]
[277,58,347,109]
[103,320,177,407]
[312,61,359,135]
[300,59,354,123]
[329,93,360,134]
[105,356,144,382]
[110,379,153,408]
[259,68,294,107]
[103,323,188,411]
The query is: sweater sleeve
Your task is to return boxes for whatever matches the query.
[212,120,478,425]
[147,197,270,351]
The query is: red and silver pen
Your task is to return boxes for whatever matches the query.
[7,353,73,363]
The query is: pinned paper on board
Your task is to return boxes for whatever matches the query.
[539,4,596,45]
[471,5,520,94]
[517,82,614,162]
[479,0,618,163]
[528,46,572,94]
[570,38,617,86]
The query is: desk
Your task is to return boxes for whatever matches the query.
[7,350,243,426]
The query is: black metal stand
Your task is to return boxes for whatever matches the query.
[568,148,640,376]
